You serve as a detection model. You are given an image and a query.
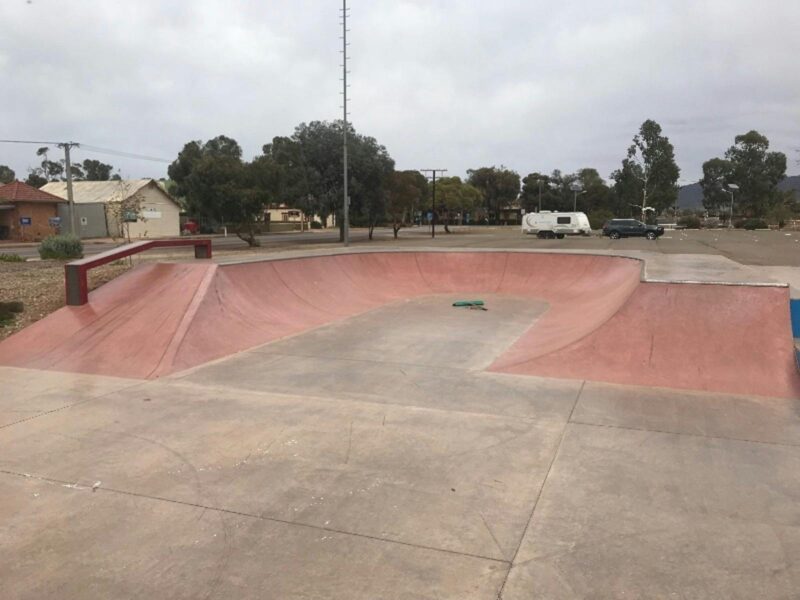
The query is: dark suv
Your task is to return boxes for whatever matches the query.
[602,219,664,240]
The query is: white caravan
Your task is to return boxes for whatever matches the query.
[521,211,592,239]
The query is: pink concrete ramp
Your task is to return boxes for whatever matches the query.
[0,251,797,398]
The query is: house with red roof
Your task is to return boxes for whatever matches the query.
[0,181,66,242]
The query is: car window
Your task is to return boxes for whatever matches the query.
[557,216,571,224]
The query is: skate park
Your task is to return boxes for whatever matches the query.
[2,232,800,599]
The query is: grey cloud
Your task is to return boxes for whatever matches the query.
[0,0,797,184]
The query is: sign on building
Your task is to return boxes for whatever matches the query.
[19,217,31,226]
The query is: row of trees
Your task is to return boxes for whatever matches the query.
[0,150,119,187]
[167,117,795,246]
[24,148,119,186]
[5,119,784,240]
[700,131,789,218]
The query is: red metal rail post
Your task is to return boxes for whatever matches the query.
[65,239,212,306]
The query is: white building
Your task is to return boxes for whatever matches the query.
[41,179,181,239]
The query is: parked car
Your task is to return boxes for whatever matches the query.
[602,219,664,240]
[181,219,199,235]
[522,211,592,239]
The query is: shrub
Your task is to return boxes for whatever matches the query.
[0,253,25,262]
[588,209,614,231]
[310,220,323,229]
[0,300,24,326]
[38,234,83,260]
[677,215,702,229]
[742,218,768,231]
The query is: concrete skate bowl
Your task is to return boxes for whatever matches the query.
[0,251,798,399]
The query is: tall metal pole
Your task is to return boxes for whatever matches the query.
[420,169,447,238]
[431,170,436,238]
[538,179,542,212]
[341,0,350,246]
[59,142,79,238]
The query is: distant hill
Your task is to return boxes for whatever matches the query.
[678,175,800,210]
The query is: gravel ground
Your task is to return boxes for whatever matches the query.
[0,260,131,341]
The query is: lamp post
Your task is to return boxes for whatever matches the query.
[537,179,543,212]
[727,183,738,228]
[570,182,585,212]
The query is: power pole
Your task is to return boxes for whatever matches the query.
[420,169,447,238]
[538,179,543,212]
[57,142,80,237]
[340,0,350,246]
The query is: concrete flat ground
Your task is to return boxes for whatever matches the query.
[2,234,800,598]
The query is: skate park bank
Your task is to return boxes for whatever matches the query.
[2,245,800,598]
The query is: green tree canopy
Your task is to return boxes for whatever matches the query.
[81,159,115,181]
[168,135,281,246]
[436,176,483,226]
[0,165,15,184]
[466,166,520,223]
[611,119,680,218]
[386,170,427,237]
[262,121,394,239]
[700,130,786,217]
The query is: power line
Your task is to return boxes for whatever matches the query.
[78,144,172,164]
[0,139,65,145]
[0,139,172,163]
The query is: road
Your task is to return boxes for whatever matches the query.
[1,228,405,259]
[3,226,800,266]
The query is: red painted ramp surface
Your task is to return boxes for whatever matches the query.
[489,282,800,399]
[0,251,797,398]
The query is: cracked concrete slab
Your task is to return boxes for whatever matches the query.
[573,380,800,446]
[1,475,506,600]
[0,380,567,562]
[0,366,141,428]
[501,423,800,599]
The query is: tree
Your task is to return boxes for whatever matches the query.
[611,120,680,220]
[25,171,47,187]
[386,170,427,238]
[466,166,520,223]
[34,147,63,181]
[0,165,15,184]
[262,121,394,240]
[436,176,482,229]
[105,180,147,243]
[168,135,280,246]
[699,157,732,213]
[700,131,786,217]
[81,159,114,181]
[575,168,612,213]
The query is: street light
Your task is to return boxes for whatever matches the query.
[537,179,543,212]
[726,183,739,228]
[570,182,585,212]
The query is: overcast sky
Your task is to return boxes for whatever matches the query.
[1,0,798,185]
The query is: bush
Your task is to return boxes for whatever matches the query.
[310,220,323,229]
[741,218,768,231]
[0,300,24,326]
[677,215,702,229]
[588,209,614,231]
[0,253,25,262]
[38,234,83,260]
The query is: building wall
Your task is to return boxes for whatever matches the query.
[105,184,180,239]
[57,203,109,238]
[5,202,60,241]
